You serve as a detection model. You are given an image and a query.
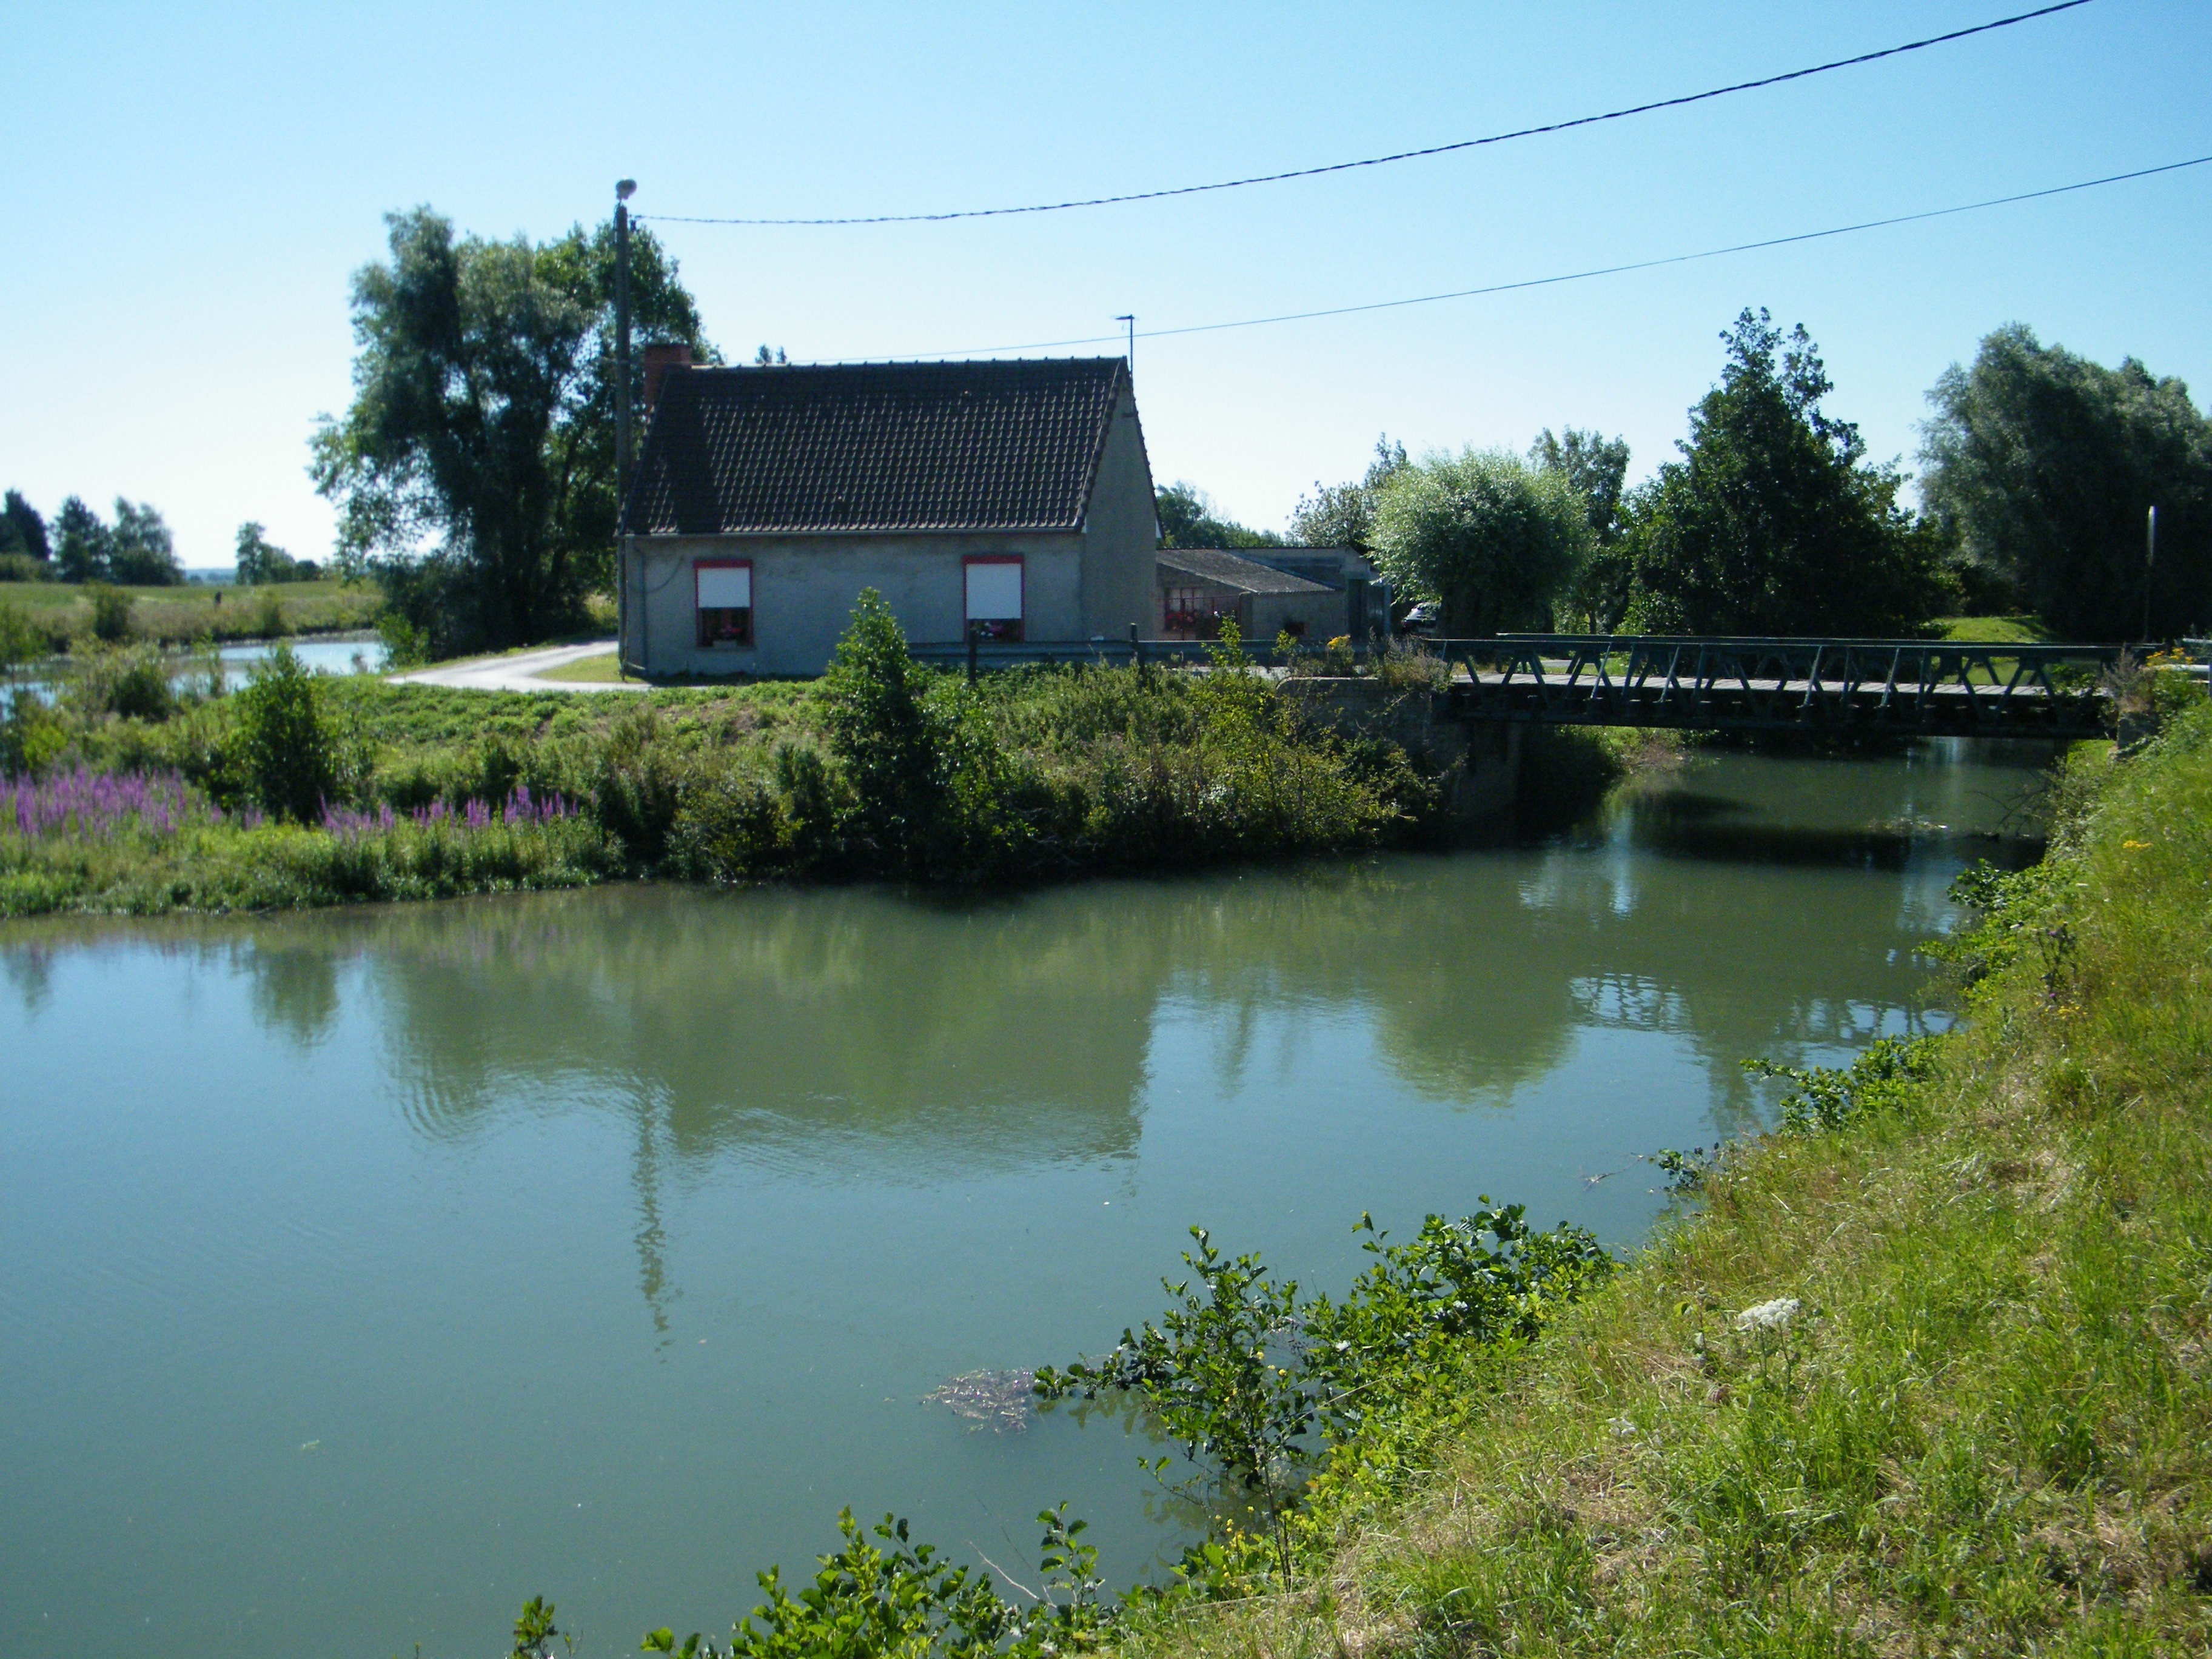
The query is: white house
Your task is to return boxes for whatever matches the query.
[617,358,1158,677]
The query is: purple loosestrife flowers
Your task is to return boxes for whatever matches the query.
[2,766,220,841]
[316,788,579,840]
[3,766,583,845]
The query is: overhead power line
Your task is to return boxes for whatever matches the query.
[850,153,2212,361]
[643,0,2096,227]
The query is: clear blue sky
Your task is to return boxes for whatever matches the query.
[3,0,2207,567]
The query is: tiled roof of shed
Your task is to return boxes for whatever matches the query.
[622,358,1128,535]
[1156,547,1335,595]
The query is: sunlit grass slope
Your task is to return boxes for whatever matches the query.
[1121,708,2212,1656]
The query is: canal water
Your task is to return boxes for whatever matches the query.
[8,633,389,705]
[0,741,2049,1658]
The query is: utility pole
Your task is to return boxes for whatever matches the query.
[613,178,637,675]
[615,179,637,497]
[1116,313,1134,372]
[2144,503,2158,643]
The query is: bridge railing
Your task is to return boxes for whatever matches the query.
[1423,634,2122,735]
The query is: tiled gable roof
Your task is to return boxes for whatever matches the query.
[622,358,1129,535]
[1157,547,1335,596]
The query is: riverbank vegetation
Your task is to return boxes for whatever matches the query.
[1,597,1624,917]
[589,688,2212,1659]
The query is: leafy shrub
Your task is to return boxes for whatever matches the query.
[88,583,134,641]
[109,654,175,722]
[819,589,953,870]
[1037,1205,1612,1581]
[979,662,1202,752]
[233,643,357,820]
[0,551,51,584]
[252,587,288,640]
[771,740,840,865]
[0,604,45,676]
[2145,646,2207,731]
[1928,856,2076,996]
[375,608,429,668]
[0,690,70,775]
[63,642,176,722]
[592,704,686,865]
[1374,636,1449,692]
[638,1506,1104,1659]
[1744,1034,1940,1134]
[670,769,791,880]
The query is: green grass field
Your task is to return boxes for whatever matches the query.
[1938,612,2060,645]
[535,651,628,683]
[0,576,381,646]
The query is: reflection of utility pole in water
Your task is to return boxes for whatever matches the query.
[629,1086,676,1343]
[2145,504,2158,643]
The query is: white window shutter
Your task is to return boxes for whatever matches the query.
[965,561,1022,621]
[697,566,751,608]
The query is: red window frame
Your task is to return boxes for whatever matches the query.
[695,557,754,648]
[964,554,1024,643]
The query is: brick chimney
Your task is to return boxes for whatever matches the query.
[642,343,694,408]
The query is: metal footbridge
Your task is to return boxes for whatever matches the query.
[1434,635,2123,738]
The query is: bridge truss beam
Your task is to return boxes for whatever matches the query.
[1433,635,2121,739]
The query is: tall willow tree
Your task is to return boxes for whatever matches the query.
[312,207,712,652]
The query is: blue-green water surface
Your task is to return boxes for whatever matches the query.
[0,742,2046,1657]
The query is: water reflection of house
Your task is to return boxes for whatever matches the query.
[1156,545,1387,642]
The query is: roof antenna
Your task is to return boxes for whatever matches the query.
[1116,314,1134,372]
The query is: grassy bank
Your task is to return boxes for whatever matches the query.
[1093,705,2212,1655]
[0,575,382,649]
[2,603,1634,916]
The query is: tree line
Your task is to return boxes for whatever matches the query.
[0,492,322,588]
[0,492,184,586]
[1181,309,2212,643]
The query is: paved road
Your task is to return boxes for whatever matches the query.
[387,641,645,693]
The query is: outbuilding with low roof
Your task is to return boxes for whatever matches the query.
[1156,545,1387,643]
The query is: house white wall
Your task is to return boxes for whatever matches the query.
[618,374,1159,678]
[1079,384,1159,640]
[626,531,1087,677]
